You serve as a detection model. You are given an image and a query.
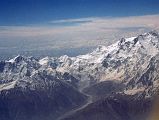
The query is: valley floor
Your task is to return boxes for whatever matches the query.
[57,93,93,120]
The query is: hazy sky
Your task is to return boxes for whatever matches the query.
[0,0,159,58]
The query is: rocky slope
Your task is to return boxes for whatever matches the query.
[0,56,87,120]
[0,30,159,120]
[60,93,153,120]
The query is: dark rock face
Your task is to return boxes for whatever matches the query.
[0,80,87,120]
[61,94,153,120]
[0,61,5,72]
[0,31,159,120]
[127,54,159,92]
[149,30,159,38]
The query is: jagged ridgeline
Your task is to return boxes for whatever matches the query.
[0,31,159,120]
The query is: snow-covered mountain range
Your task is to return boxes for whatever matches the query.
[0,30,159,120]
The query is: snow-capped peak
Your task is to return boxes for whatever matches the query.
[39,56,50,65]
[0,31,159,96]
[59,55,70,63]
[7,55,25,63]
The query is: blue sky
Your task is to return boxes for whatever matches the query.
[0,0,159,58]
[0,0,159,26]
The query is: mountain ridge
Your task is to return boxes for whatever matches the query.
[0,30,159,120]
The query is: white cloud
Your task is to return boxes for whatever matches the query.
[0,14,159,49]
[50,17,99,24]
